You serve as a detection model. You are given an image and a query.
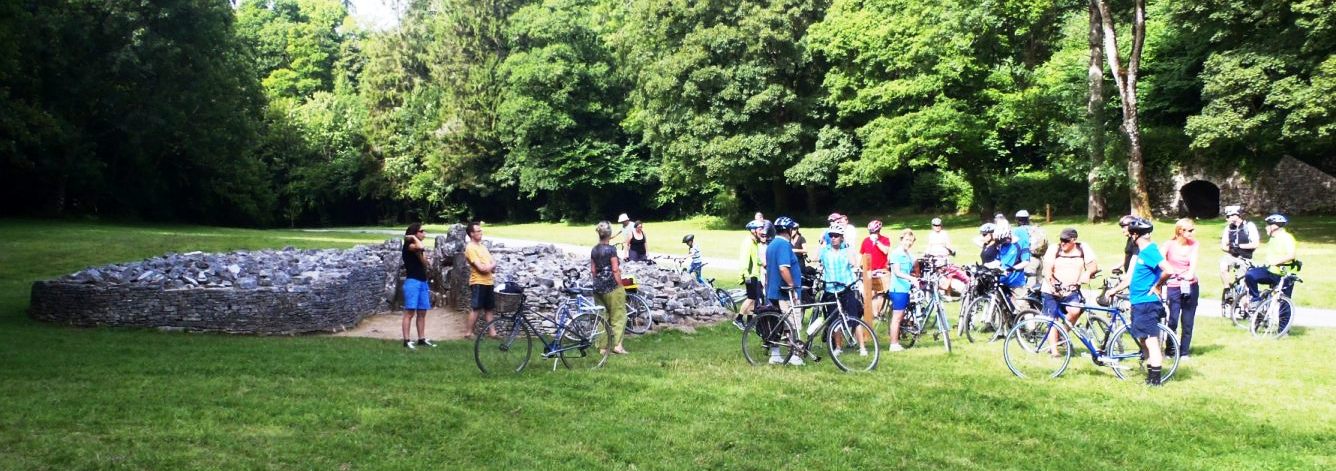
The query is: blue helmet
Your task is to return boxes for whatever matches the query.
[774,216,798,230]
[745,220,764,230]
[1264,214,1288,227]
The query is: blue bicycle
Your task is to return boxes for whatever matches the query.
[1003,292,1181,383]
[474,284,612,374]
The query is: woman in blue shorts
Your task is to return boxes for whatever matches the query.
[887,229,919,352]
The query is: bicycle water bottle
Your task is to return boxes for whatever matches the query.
[807,315,826,336]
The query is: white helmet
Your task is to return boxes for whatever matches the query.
[1015,209,1030,218]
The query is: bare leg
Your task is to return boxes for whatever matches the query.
[466,309,480,339]
[401,312,413,341]
[484,308,496,336]
[889,309,905,345]
[415,311,427,339]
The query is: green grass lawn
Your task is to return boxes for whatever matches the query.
[478,215,1336,309]
[2,219,1334,469]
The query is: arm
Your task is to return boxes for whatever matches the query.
[1183,242,1199,282]
[611,255,623,281]
[779,264,794,288]
[1041,247,1058,293]
[1153,260,1174,296]
[1111,255,1136,294]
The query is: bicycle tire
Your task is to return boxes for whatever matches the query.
[1106,323,1181,383]
[1250,295,1294,339]
[961,296,991,343]
[742,312,796,366]
[1080,315,1111,353]
[1227,289,1251,328]
[475,316,533,374]
[827,317,880,372]
[1003,316,1071,379]
[715,288,737,313]
[898,306,920,349]
[936,303,952,353]
[625,293,654,334]
[558,313,611,370]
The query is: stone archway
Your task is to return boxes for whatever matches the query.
[1179,180,1220,218]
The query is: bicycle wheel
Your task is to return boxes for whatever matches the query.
[715,288,737,313]
[960,296,991,343]
[1003,316,1071,379]
[1226,286,1250,328]
[1010,309,1045,350]
[742,312,796,366]
[935,303,952,353]
[1079,315,1111,352]
[827,317,880,372]
[475,316,533,374]
[1106,324,1181,383]
[1250,295,1294,339]
[558,313,611,370]
[898,309,920,349]
[625,293,653,334]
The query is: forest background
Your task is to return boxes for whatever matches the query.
[1,0,1332,227]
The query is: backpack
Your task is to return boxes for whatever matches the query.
[1026,226,1048,257]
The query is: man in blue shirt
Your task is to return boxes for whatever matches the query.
[1111,217,1173,386]
[766,216,804,365]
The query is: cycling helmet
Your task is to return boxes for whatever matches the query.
[868,219,883,233]
[1264,214,1288,227]
[773,216,798,230]
[826,224,844,236]
[1223,205,1242,217]
[931,217,943,226]
[979,223,996,234]
[1015,209,1030,219]
[1125,217,1154,236]
[744,220,764,230]
[681,234,694,244]
[827,212,842,222]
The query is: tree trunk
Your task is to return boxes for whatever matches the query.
[1095,0,1152,218]
[1086,0,1108,222]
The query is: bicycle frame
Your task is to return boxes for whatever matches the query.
[1030,302,1141,366]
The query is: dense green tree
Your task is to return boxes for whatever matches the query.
[614,0,828,212]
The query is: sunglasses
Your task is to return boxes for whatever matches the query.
[1060,238,1074,243]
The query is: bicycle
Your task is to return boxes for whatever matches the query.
[892,269,953,352]
[1221,258,1256,328]
[474,284,613,374]
[1014,278,1113,354]
[561,268,654,335]
[1245,261,1303,339]
[1003,296,1182,383]
[958,266,1040,343]
[741,281,881,372]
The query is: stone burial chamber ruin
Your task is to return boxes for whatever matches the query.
[29,224,729,335]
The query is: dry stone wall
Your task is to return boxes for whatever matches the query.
[29,228,728,335]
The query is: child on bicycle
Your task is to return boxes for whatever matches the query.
[682,234,705,284]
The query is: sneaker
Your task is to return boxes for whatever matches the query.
[787,356,805,366]
[769,347,784,364]
[831,348,843,357]
[888,344,905,352]
[859,348,869,357]
[732,317,746,330]
[417,338,437,348]
[403,339,416,350]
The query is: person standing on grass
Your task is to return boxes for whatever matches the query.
[886,229,919,352]
[818,225,867,356]
[735,220,767,329]
[861,220,892,318]
[592,221,629,355]
[1218,205,1260,288]
[765,217,804,365]
[401,223,435,349]
[1110,217,1172,386]
[1161,219,1200,359]
[464,221,498,341]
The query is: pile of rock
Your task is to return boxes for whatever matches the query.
[29,243,402,334]
[27,227,730,335]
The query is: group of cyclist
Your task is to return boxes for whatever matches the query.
[727,207,1301,383]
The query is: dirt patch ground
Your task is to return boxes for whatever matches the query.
[332,308,475,341]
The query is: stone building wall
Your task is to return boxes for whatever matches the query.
[1153,156,1336,217]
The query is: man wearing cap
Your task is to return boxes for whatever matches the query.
[616,213,634,259]
[1040,228,1098,354]
[1218,205,1260,287]
[860,219,892,315]
[925,217,954,258]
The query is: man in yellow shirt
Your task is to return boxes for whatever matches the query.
[1244,214,1298,312]
[464,221,498,339]
[735,220,766,329]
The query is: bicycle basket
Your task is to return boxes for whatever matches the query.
[494,290,524,314]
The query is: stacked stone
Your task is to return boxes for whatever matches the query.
[481,243,732,328]
[29,243,401,334]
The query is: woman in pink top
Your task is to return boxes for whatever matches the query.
[1161,218,1200,358]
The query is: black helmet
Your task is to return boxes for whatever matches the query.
[1264,214,1288,227]
[682,234,695,244]
[1126,217,1154,236]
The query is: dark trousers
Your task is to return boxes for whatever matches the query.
[1166,284,1198,356]
[1243,267,1293,327]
